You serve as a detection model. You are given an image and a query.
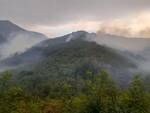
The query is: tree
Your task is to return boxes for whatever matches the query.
[121,75,150,113]
[0,71,12,92]
[87,70,120,113]
[42,99,64,113]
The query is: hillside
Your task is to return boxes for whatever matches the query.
[0,20,47,41]
[1,31,136,93]
[0,31,149,113]
[0,20,48,59]
[0,31,95,68]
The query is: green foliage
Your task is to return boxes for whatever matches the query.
[0,71,149,113]
[86,70,120,113]
[14,40,135,95]
[120,75,150,113]
[0,71,12,92]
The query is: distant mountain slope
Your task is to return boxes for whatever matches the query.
[0,31,95,67]
[0,20,47,41]
[0,31,136,88]
[0,20,48,59]
[0,20,24,39]
[95,32,150,52]
[14,40,136,89]
[93,32,150,73]
[32,39,136,78]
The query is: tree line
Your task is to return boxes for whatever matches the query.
[0,70,149,113]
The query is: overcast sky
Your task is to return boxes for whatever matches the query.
[1,0,150,37]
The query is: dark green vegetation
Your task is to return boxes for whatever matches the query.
[0,70,150,113]
[0,31,149,112]
[1,32,136,89]
[11,39,136,95]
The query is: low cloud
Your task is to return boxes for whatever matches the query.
[0,32,45,59]
[28,20,101,38]
[97,11,150,38]
[26,11,150,38]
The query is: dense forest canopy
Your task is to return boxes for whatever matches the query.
[0,70,149,113]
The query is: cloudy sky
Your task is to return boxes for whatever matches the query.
[1,0,150,38]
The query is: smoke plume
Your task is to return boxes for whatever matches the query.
[0,32,45,59]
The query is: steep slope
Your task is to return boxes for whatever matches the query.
[93,32,150,73]
[31,39,136,80]
[2,31,136,90]
[0,20,24,41]
[0,20,48,59]
[95,32,150,52]
[0,20,47,41]
[0,31,94,68]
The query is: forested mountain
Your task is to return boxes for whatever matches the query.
[0,20,47,43]
[0,21,47,59]
[0,31,137,87]
[0,23,149,113]
[14,39,137,91]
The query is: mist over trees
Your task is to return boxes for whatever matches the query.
[0,22,150,113]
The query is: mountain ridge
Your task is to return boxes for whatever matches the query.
[0,20,48,59]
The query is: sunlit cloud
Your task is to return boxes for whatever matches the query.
[98,11,150,38]
[27,11,150,38]
[28,20,101,38]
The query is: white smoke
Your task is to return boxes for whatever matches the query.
[0,32,45,59]
[97,11,150,38]
[95,32,150,52]
[90,32,150,74]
